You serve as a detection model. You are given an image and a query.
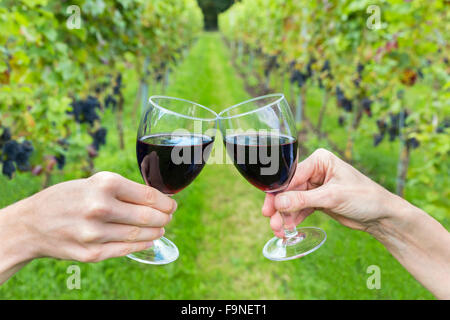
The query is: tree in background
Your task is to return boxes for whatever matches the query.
[197,0,234,30]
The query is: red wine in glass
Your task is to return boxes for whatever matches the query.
[224,133,298,193]
[137,133,215,195]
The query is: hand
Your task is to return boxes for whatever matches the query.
[1,172,177,264]
[262,148,398,238]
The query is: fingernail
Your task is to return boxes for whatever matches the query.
[277,195,291,209]
[169,214,173,221]
[160,228,165,237]
[146,241,154,248]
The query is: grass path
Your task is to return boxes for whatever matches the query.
[0,33,434,299]
[167,33,291,299]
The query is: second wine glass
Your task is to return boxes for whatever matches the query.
[218,93,326,261]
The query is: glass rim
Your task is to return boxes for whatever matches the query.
[148,95,218,121]
[218,93,285,120]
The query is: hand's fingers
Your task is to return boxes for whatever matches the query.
[287,148,334,189]
[96,241,154,261]
[111,175,177,214]
[295,208,314,225]
[270,212,284,238]
[104,199,173,227]
[99,224,164,243]
[262,193,276,217]
[274,185,333,213]
[269,208,314,237]
[287,153,317,188]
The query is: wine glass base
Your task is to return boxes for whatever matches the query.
[127,237,179,265]
[263,227,326,261]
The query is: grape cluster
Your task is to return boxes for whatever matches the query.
[290,59,314,88]
[373,119,387,146]
[354,63,364,88]
[54,139,69,170]
[361,98,373,117]
[388,113,401,141]
[91,127,108,151]
[0,127,34,179]
[336,86,353,112]
[95,81,109,94]
[155,63,166,82]
[264,55,279,77]
[318,60,332,88]
[437,118,449,133]
[70,96,101,125]
[55,155,66,170]
[290,68,308,87]
[373,111,420,149]
[406,137,420,149]
[322,60,333,79]
[306,59,314,78]
[113,73,122,95]
[104,94,117,109]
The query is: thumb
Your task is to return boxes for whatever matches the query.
[274,186,333,213]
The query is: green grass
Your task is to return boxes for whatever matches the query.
[0,33,440,299]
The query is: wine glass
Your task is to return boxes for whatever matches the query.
[218,93,326,261]
[128,96,217,265]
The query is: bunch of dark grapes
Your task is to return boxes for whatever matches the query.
[70,96,101,125]
[437,118,450,133]
[357,63,364,76]
[104,94,117,109]
[264,55,279,78]
[361,97,373,117]
[0,127,34,179]
[290,69,308,88]
[306,58,315,78]
[406,137,420,150]
[95,81,109,95]
[55,154,66,170]
[322,60,331,74]
[54,139,69,170]
[354,63,365,88]
[318,60,333,88]
[336,86,353,112]
[290,60,313,88]
[91,127,108,151]
[113,73,122,95]
[373,119,387,146]
[373,111,419,149]
[388,113,401,141]
[155,63,166,82]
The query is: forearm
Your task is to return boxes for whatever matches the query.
[0,199,36,285]
[370,194,450,299]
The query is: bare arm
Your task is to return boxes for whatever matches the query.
[0,199,35,284]
[370,195,450,299]
[262,148,450,299]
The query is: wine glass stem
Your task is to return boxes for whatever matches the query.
[280,212,298,239]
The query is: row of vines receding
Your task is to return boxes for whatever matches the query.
[0,0,204,188]
[219,0,449,217]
